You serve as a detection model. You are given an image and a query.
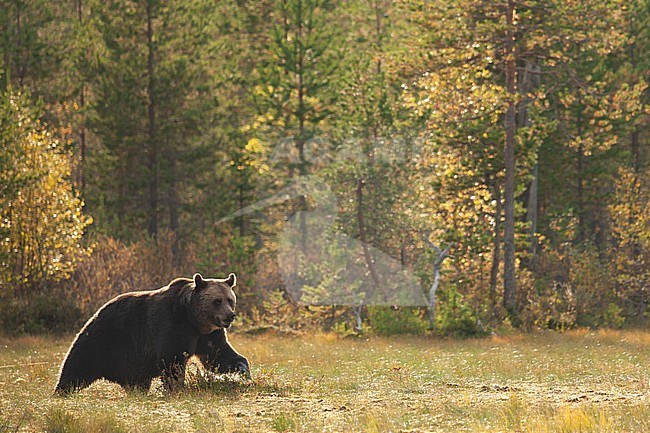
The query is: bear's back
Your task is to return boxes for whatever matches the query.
[74,284,191,353]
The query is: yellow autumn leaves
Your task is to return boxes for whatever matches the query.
[1,92,92,294]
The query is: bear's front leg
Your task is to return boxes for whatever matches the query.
[215,351,250,377]
[161,360,187,392]
[196,329,250,379]
[122,378,153,394]
[158,348,191,393]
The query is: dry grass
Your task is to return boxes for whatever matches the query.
[0,329,648,432]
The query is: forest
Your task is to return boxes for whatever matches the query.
[1,0,648,336]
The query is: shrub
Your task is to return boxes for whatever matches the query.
[434,284,487,338]
[0,292,82,335]
[523,246,619,330]
[568,247,614,327]
[65,231,196,318]
[1,231,199,335]
[602,302,625,329]
[609,166,650,323]
[521,249,576,330]
[367,306,428,336]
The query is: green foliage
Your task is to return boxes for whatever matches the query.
[330,319,367,337]
[367,307,428,336]
[602,303,626,329]
[609,166,650,322]
[259,0,339,141]
[568,247,617,327]
[0,0,647,334]
[522,244,628,331]
[0,91,92,295]
[434,285,487,338]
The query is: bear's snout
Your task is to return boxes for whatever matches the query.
[222,311,236,326]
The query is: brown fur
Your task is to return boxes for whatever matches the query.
[54,272,248,394]
[189,274,238,334]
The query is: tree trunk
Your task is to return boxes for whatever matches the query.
[16,2,24,87]
[428,269,440,324]
[490,177,501,311]
[576,104,586,244]
[423,234,451,325]
[168,151,180,265]
[1,7,9,90]
[373,0,383,75]
[631,126,640,175]
[296,9,308,253]
[518,60,539,266]
[503,0,518,322]
[238,179,246,237]
[576,136,585,244]
[118,163,126,229]
[527,163,538,262]
[357,179,381,293]
[77,0,86,191]
[354,179,380,331]
[354,305,363,332]
[146,0,158,237]
[630,126,641,259]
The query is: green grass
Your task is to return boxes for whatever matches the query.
[0,330,648,432]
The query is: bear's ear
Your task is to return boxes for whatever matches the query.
[193,273,206,290]
[226,273,236,288]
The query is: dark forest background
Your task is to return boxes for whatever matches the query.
[1,0,648,336]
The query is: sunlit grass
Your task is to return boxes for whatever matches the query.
[0,329,648,432]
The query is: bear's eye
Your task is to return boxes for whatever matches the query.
[228,299,234,308]
[213,299,222,306]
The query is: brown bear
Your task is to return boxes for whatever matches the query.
[54,273,249,394]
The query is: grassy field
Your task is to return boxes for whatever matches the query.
[0,329,648,433]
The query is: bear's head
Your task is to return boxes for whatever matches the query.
[190,273,238,334]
